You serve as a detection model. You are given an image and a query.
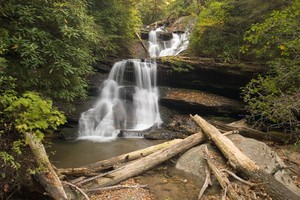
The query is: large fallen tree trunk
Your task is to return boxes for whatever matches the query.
[211,120,296,144]
[191,115,299,200]
[25,132,68,200]
[82,132,206,188]
[59,139,183,176]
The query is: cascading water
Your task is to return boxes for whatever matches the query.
[78,26,189,142]
[148,28,190,58]
[78,60,162,141]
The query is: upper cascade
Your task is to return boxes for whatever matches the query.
[148,27,190,58]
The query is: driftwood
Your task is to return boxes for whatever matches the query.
[24,132,68,200]
[204,145,240,200]
[197,163,211,200]
[83,132,206,188]
[211,120,296,144]
[59,139,182,176]
[192,114,300,200]
[63,181,90,200]
[220,169,256,187]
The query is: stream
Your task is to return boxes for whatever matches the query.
[49,136,163,168]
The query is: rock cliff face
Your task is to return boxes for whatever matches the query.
[156,56,265,99]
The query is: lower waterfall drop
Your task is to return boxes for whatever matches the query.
[78,59,162,141]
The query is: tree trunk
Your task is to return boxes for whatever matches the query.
[83,132,205,188]
[211,120,297,144]
[134,31,150,58]
[191,115,300,200]
[25,132,68,200]
[59,139,183,176]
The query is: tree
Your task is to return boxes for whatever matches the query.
[0,0,99,107]
[242,0,300,134]
[136,0,169,24]
[0,73,66,198]
[188,0,291,61]
[90,0,141,57]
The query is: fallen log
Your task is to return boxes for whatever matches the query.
[84,132,206,188]
[24,132,68,200]
[59,139,182,176]
[192,114,300,200]
[204,146,240,200]
[135,31,150,58]
[211,120,296,144]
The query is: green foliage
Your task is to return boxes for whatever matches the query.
[161,56,194,72]
[189,0,290,61]
[242,1,300,134]
[90,0,142,56]
[137,0,170,24]
[165,0,200,19]
[0,0,99,105]
[136,0,199,24]
[1,91,66,140]
[0,152,20,170]
[242,1,300,61]
[189,0,230,59]
[0,87,66,197]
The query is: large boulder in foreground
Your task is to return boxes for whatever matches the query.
[175,134,300,196]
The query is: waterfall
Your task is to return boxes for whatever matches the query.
[78,26,189,142]
[148,28,190,58]
[78,60,162,141]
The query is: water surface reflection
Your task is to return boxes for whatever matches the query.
[48,138,164,168]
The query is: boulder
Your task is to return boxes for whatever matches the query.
[144,128,186,140]
[165,115,202,136]
[175,134,300,196]
[227,134,300,196]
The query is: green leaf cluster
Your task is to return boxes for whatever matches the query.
[1,91,66,140]
[242,1,300,133]
[90,0,142,56]
[0,86,66,197]
[0,0,99,106]
[189,0,290,61]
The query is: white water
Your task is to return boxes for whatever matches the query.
[148,28,189,58]
[78,27,189,142]
[78,60,162,142]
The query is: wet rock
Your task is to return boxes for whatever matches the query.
[165,115,201,135]
[140,29,149,40]
[144,128,186,140]
[158,32,173,41]
[57,127,78,140]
